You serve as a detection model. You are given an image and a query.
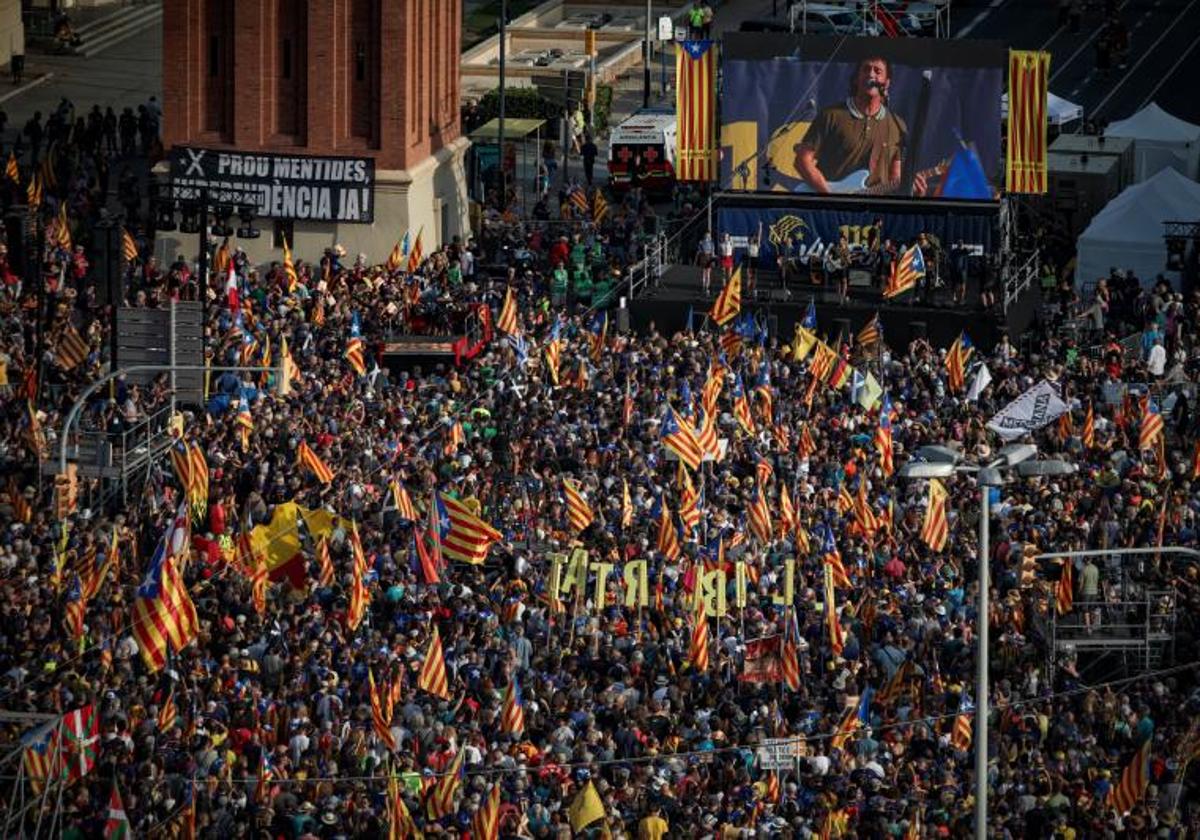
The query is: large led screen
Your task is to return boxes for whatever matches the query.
[721,34,1006,200]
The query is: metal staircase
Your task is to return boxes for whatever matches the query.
[65,403,176,510]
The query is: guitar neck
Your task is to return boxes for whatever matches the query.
[862,164,945,196]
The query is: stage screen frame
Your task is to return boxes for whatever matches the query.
[720,33,1007,202]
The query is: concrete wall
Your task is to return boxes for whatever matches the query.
[0,0,24,67]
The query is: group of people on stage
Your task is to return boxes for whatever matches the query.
[697,224,978,307]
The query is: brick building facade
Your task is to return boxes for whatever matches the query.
[159,0,468,264]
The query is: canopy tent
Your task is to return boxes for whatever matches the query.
[1075,168,1200,288]
[1001,91,1083,127]
[1104,103,1200,182]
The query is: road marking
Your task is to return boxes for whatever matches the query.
[1137,24,1200,109]
[956,0,1005,38]
[1091,0,1200,117]
[0,73,55,105]
[1049,0,1132,83]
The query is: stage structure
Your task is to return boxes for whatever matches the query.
[623,31,1047,347]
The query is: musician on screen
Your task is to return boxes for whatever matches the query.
[793,56,929,197]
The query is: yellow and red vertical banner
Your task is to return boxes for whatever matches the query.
[676,40,718,182]
[1006,50,1051,194]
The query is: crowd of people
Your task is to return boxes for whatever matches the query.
[4,103,1200,840]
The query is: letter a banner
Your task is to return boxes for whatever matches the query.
[1006,50,1051,194]
[676,40,718,182]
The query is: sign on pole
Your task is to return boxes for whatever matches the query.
[756,737,804,770]
[658,15,674,41]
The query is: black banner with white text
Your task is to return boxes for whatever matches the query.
[168,147,376,223]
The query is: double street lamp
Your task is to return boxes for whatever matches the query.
[898,444,1076,840]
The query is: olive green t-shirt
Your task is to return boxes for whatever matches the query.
[800,100,908,191]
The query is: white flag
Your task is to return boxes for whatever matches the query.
[986,380,1068,440]
[966,362,992,402]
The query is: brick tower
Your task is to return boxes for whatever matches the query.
[159,0,468,263]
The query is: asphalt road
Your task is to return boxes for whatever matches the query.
[952,0,1200,124]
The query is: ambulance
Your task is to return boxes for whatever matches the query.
[606,108,676,193]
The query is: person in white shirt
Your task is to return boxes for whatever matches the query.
[1148,339,1167,377]
[719,232,734,283]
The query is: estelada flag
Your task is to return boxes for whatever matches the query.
[675,40,718,182]
[436,493,502,565]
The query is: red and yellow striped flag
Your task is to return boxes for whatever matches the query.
[709,265,741,326]
[675,40,718,182]
[824,564,844,657]
[391,479,417,521]
[369,669,397,751]
[501,675,525,736]
[472,781,502,840]
[748,482,772,544]
[1006,50,1051,194]
[297,440,335,484]
[496,286,519,335]
[1107,740,1151,813]
[426,749,462,821]
[281,235,299,293]
[563,478,595,533]
[678,464,701,532]
[689,599,709,672]
[417,626,452,700]
[157,690,178,732]
[1056,560,1074,615]
[316,535,334,587]
[347,520,370,631]
[920,478,950,552]
[133,513,200,672]
[656,497,681,561]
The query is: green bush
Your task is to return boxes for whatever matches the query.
[593,84,614,133]
[477,87,560,123]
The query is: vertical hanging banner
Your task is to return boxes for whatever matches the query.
[676,40,718,182]
[1005,50,1051,194]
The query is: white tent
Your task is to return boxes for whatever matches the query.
[1001,91,1083,126]
[1105,103,1200,182]
[1075,168,1200,288]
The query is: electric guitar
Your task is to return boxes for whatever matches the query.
[794,159,949,195]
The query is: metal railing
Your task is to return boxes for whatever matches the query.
[1002,248,1040,314]
[626,234,666,302]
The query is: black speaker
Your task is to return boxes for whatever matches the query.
[92,222,126,306]
[767,314,779,338]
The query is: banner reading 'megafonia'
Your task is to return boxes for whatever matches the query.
[676,40,718,182]
[1006,50,1051,194]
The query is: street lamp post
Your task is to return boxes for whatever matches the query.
[899,445,1076,840]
